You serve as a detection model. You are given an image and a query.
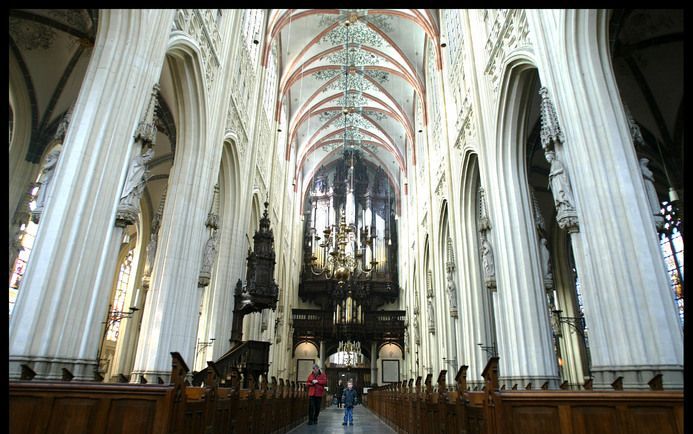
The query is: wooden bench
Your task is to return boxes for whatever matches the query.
[366,358,683,434]
[10,352,308,434]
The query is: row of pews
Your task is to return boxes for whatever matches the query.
[367,357,683,434]
[10,352,308,434]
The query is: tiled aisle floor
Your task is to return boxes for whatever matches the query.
[286,404,397,434]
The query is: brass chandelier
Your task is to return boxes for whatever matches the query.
[305,18,377,286]
[306,208,376,285]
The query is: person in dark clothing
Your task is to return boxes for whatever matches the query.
[341,380,358,426]
[306,363,327,425]
[336,380,345,408]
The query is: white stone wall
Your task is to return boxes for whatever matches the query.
[9,9,681,390]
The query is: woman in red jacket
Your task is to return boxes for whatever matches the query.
[306,363,327,425]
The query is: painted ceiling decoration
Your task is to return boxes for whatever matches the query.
[9,9,98,162]
[263,9,440,198]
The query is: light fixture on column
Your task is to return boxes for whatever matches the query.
[96,302,140,373]
[477,342,498,359]
[551,309,586,338]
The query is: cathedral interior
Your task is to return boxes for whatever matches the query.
[9,9,683,425]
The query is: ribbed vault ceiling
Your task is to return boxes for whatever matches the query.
[264,9,440,196]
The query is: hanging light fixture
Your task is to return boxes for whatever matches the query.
[338,339,362,367]
[305,17,377,286]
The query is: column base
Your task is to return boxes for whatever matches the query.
[129,370,172,384]
[498,375,561,390]
[590,365,683,390]
[10,356,100,381]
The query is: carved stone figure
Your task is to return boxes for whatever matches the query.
[446,271,458,313]
[199,228,219,285]
[427,297,435,333]
[143,215,160,278]
[120,147,154,208]
[480,237,496,288]
[32,145,62,221]
[546,151,575,212]
[539,236,553,287]
[639,158,665,229]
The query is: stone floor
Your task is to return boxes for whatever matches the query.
[286,403,396,434]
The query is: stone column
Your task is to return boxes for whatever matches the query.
[527,9,683,389]
[371,341,378,386]
[8,10,174,381]
[319,340,325,370]
[130,31,223,383]
[484,103,561,389]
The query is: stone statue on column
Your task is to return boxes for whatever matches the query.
[116,84,160,227]
[199,228,219,287]
[199,183,221,287]
[143,219,158,282]
[116,147,154,226]
[31,145,62,223]
[539,86,579,233]
[142,187,166,289]
[427,297,435,334]
[539,236,553,289]
[480,234,496,290]
[638,158,665,230]
[545,150,579,232]
[546,151,574,210]
[446,268,458,317]
[121,147,155,208]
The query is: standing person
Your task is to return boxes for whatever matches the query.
[306,363,327,425]
[336,379,345,408]
[341,380,358,426]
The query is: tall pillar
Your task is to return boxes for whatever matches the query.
[319,340,325,370]
[485,100,561,389]
[8,10,174,381]
[130,34,219,384]
[527,9,683,389]
[370,341,378,386]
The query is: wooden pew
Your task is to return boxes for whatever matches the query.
[10,351,310,434]
[10,380,175,434]
[366,357,682,434]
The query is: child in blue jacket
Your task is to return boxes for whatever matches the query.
[341,380,358,425]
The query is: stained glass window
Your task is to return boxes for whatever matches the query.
[263,43,278,119]
[106,250,134,342]
[443,10,466,112]
[242,9,265,71]
[9,183,39,316]
[659,201,684,325]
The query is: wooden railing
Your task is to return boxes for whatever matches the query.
[10,352,308,434]
[191,340,270,387]
[367,357,683,434]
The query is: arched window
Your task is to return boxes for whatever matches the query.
[263,43,278,119]
[9,182,39,316]
[659,200,684,325]
[242,9,265,70]
[106,249,134,342]
[442,10,466,114]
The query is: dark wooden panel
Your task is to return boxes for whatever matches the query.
[510,405,560,434]
[571,405,620,434]
[627,406,679,434]
[104,399,157,434]
[9,396,51,434]
[48,397,101,434]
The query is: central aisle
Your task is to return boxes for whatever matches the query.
[287,402,396,434]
